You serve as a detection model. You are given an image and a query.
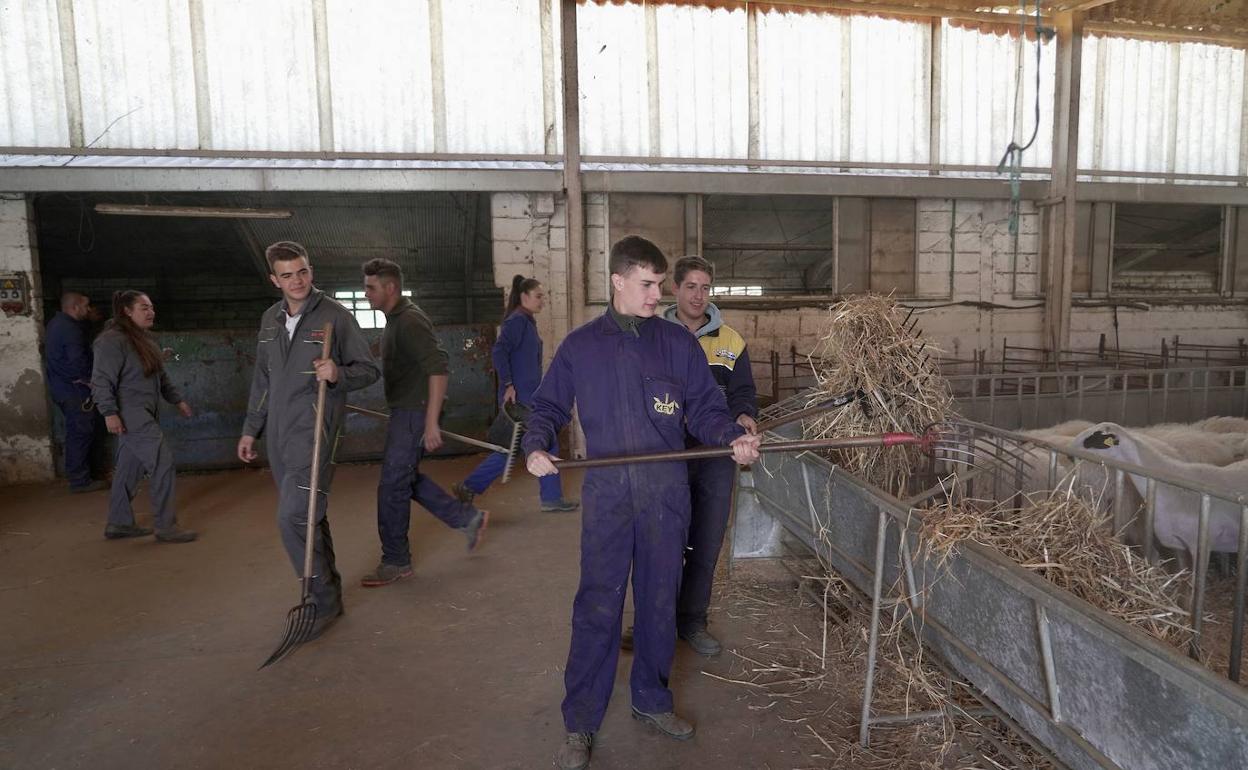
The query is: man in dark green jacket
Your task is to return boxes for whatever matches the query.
[358,258,488,588]
[238,241,380,639]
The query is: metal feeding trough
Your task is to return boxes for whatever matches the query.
[734,408,1248,769]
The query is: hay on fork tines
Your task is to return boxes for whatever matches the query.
[804,295,952,495]
[920,485,1195,650]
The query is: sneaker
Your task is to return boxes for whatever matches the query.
[462,509,489,552]
[451,482,476,504]
[360,562,414,587]
[104,524,153,540]
[155,527,197,544]
[621,625,634,652]
[631,708,695,740]
[70,480,108,494]
[679,627,723,657]
[540,499,580,513]
[555,732,593,770]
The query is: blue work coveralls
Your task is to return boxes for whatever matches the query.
[462,308,564,502]
[45,311,97,487]
[522,312,743,734]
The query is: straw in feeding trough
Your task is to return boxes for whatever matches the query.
[804,295,952,496]
[919,482,1196,650]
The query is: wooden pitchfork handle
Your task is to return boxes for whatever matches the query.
[756,389,865,433]
[345,404,510,454]
[302,322,333,594]
[553,433,925,471]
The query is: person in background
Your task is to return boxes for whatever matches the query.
[46,291,105,493]
[452,274,578,512]
[357,258,489,588]
[91,291,196,543]
[662,255,758,656]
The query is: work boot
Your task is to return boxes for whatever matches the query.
[540,498,580,513]
[155,527,197,544]
[679,627,723,657]
[631,708,695,740]
[462,509,489,552]
[70,480,108,494]
[555,732,593,770]
[451,482,475,504]
[621,625,634,652]
[360,561,414,587]
[308,603,344,641]
[104,523,153,540]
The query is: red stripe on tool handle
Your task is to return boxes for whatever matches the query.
[881,432,922,446]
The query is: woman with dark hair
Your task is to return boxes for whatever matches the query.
[452,275,577,512]
[90,291,197,543]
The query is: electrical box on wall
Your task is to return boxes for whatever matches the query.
[0,273,31,316]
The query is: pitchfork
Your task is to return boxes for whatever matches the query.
[260,322,334,669]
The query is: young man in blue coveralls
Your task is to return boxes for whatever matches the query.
[525,236,762,770]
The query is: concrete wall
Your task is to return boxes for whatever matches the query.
[488,193,1248,399]
[0,195,54,484]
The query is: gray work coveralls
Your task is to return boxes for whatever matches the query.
[242,289,379,614]
[90,327,183,531]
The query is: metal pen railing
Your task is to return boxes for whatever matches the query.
[948,365,1248,430]
[939,420,1248,683]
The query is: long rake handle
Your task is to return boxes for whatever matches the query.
[302,322,333,593]
[554,433,922,470]
[757,389,863,433]
[345,404,509,454]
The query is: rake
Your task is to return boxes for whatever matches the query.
[552,427,953,471]
[260,322,333,669]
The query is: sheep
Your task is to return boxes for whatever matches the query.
[1074,422,1247,566]
[1023,419,1094,440]
[1192,416,1248,435]
[1004,422,1093,495]
[1129,423,1248,467]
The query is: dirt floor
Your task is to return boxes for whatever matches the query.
[1,456,1059,770]
[1,457,826,770]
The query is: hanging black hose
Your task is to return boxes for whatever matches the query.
[995,0,1053,237]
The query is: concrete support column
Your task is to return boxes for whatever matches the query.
[1043,11,1084,355]
[0,195,54,484]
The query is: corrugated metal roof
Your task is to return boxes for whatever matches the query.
[0,1,1245,181]
[442,0,550,154]
[72,0,197,149]
[325,0,436,153]
[655,3,748,158]
[578,0,650,156]
[202,0,320,152]
[0,0,69,146]
[0,153,562,170]
[941,20,1054,169]
[1078,35,1244,177]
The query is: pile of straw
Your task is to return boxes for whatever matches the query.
[920,484,1195,649]
[715,567,1055,769]
[804,295,952,496]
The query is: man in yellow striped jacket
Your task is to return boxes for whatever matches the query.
[662,255,758,656]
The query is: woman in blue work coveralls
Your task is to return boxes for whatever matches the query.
[452,275,579,512]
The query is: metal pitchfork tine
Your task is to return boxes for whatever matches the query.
[260,322,334,669]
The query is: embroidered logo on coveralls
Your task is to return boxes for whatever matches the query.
[652,394,680,415]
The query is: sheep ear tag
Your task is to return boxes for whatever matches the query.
[1083,430,1118,449]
